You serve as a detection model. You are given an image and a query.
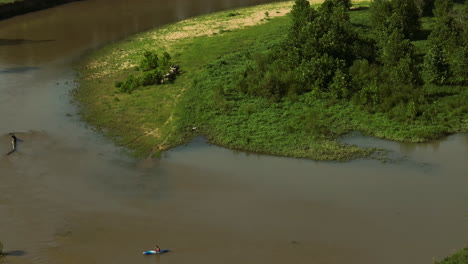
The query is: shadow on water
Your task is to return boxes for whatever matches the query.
[0,66,39,74]
[2,250,27,256]
[350,6,369,11]
[0,39,54,46]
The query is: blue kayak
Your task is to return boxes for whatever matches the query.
[142,249,169,255]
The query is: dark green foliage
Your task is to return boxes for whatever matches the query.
[349,59,380,104]
[226,12,241,17]
[240,0,361,99]
[376,30,413,66]
[141,69,163,86]
[449,46,468,84]
[414,0,436,16]
[433,0,454,18]
[118,74,140,93]
[140,51,159,71]
[289,0,317,47]
[377,30,421,85]
[115,51,176,93]
[335,0,351,10]
[423,0,468,84]
[160,52,172,69]
[329,68,351,99]
[422,44,450,84]
[370,0,421,39]
[231,0,467,136]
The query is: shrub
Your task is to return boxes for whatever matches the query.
[140,51,159,71]
[141,69,163,86]
[413,0,435,16]
[226,12,241,17]
[160,52,172,69]
[422,45,451,84]
[115,51,175,92]
[370,0,421,39]
[119,74,140,93]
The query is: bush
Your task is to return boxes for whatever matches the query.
[349,59,380,93]
[424,0,468,85]
[226,12,241,17]
[413,0,435,16]
[119,74,140,93]
[448,45,468,85]
[329,0,351,10]
[115,51,175,93]
[422,45,451,84]
[141,69,163,86]
[160,52,172,69]
[140,51,159,71]
[370,0,421,39]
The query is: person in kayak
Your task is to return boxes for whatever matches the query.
[154,245,160,253]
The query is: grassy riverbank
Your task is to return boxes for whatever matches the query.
[74,0,467,160]
[0,0,19,5]
[436,248,468,264]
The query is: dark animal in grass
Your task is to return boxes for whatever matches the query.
[161,65,180,84]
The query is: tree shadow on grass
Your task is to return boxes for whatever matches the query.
[413,29,431,41]
[350,6,369,11]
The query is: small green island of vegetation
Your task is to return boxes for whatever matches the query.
[75,0,467,161]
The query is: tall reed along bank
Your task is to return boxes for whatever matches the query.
[0,0,82,20]
[74,0,467,161]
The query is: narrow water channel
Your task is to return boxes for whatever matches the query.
[0,1,467,264]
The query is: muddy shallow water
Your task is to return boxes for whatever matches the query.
[0,1,467,264]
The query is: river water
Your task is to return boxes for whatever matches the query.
[0,1,467,264]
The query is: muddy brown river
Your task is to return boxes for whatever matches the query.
[0,1,467,264]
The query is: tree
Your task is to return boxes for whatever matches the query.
[424,0,468,84]
[433,0,453,18]
[241,0,361,99]
[422,44,451,84]
[391,0,421,38]
[370,0,421,39]
[329,0,352,9]
[288,0,317,50]
[376,29,421,85]
[413,0,435,16]
[295,0,359,92]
